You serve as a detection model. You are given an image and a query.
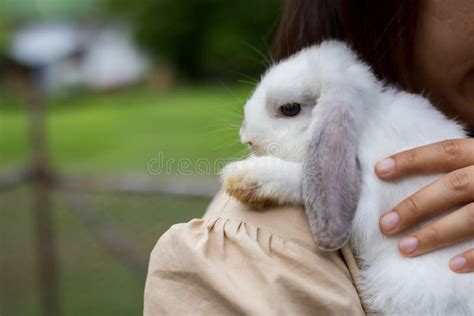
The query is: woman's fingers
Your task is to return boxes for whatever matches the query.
[380,166,474,235]
[450,249,474,273]
[375,139,474,180]
[392,202,474,257]
[376,139,474,269]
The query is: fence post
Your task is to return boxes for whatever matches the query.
[25,82,60,316]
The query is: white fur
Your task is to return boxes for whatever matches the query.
[222,156,302,205]
[221,41,474,315]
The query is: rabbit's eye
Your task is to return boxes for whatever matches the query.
[280,103,301,117]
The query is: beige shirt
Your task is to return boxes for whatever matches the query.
[144,191,365,315]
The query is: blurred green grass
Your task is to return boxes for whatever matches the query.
[0,85,251,315]
[0,85,250,174]
[1,186,210,316]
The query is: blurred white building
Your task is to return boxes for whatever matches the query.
[8,22,151,94]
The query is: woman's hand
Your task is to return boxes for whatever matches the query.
[375,139,474,273]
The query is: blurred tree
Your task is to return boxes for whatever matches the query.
[0,12,10,56]
[105,0,282,80]
[2,0,102,20]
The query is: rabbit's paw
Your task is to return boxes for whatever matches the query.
[221,160,279,209]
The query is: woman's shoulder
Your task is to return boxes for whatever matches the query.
[144,191,365,315]
[204,191,318,248]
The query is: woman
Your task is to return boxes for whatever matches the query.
[144,1,474,314]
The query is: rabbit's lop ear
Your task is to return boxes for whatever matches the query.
[302,100,362,251]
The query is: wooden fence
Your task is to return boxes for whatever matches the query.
[0,83,217,316]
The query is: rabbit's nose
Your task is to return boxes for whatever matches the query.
[240,135,252,146]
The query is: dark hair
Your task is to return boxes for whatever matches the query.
[273,0,420,90]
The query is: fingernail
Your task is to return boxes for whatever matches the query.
[376,158,395,174]
[450,256,467,271]
[399,237,418,254]
[380,212,399,232]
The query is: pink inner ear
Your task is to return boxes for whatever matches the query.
[302,102,362,251]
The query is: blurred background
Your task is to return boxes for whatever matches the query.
[0,0,282,315]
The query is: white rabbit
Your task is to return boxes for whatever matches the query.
[221,41,474,315]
